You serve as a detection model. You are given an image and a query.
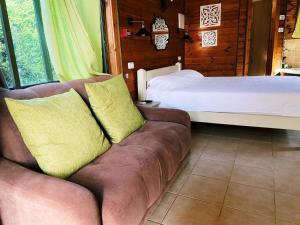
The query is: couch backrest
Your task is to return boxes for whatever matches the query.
[0,76,111,170]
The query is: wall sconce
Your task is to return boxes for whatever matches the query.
[127,17,151,37]
[177,13,193,43]
[182,32,193,43]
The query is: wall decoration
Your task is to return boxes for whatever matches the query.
[154,34,169,50]
[202,30,218,47]
[151,17,170,50]
[200,3,221,28]
[152,18,169,32]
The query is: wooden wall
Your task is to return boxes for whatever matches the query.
[117,0,185,98]
[184,0,248,76]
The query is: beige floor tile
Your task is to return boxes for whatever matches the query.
[274,158,300,171]
[168,169,190,194]
[192,158,233,181]
[276,219,300,225]
[218,207,275,225]
[148,193,176,223]
[276,192,300,224]
[201,148,237,162]
[235,151,274,171]
[239,140,273,153]
[180,175,228,204]
[205,137,239,152]
[274,146,300,163]
[224,183,275,217]
[162,196,221,225]
[230,165,274,190]
[275,168,300,196]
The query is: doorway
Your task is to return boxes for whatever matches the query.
[248,0,273,75]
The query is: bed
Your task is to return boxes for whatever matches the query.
[137,63,300,130]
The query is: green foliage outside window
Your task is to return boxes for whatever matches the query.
[0,0,56,88]
[7,0,49,86]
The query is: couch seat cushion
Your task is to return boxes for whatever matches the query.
[69,121,191,225]
[120,121,191,180]
[69,144,163,225]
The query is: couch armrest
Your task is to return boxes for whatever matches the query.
[138,106,191,128]
[0,158,101,225]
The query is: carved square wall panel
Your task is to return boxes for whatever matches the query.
[202,30,218,47]
[200,3,221,28]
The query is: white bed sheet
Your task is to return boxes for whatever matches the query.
[146,72,300,117]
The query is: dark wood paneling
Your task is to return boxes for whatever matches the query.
[185,0,248,77]
[118,0,185,99]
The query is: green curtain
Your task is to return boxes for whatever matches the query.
[293,7,300,38]
[40,0,105,82]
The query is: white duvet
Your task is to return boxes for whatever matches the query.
[146,70,300,117]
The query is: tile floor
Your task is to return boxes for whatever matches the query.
[145,123,300,225]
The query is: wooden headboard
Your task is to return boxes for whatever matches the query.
[137,63,182,100]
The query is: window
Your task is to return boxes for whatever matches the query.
[0,0,56,89]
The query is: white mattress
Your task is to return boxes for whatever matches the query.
[146,71,300,117]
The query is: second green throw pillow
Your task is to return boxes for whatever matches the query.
[85,75,145,143]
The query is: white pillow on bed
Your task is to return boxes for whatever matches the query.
[148,69,204,90]
[167,69,204,78]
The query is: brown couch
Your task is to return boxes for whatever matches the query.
[0,76,191,225]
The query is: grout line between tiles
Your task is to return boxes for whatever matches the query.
[216,138,241,224]
[160,192,179,224]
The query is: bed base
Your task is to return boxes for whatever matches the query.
[189,111,300,130]
[137,63,300,131]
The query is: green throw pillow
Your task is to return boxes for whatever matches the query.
[5,89,111,178]
[85,75,145,143]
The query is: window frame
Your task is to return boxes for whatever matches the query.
[0,0,21,88]
[0,0,56,89]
